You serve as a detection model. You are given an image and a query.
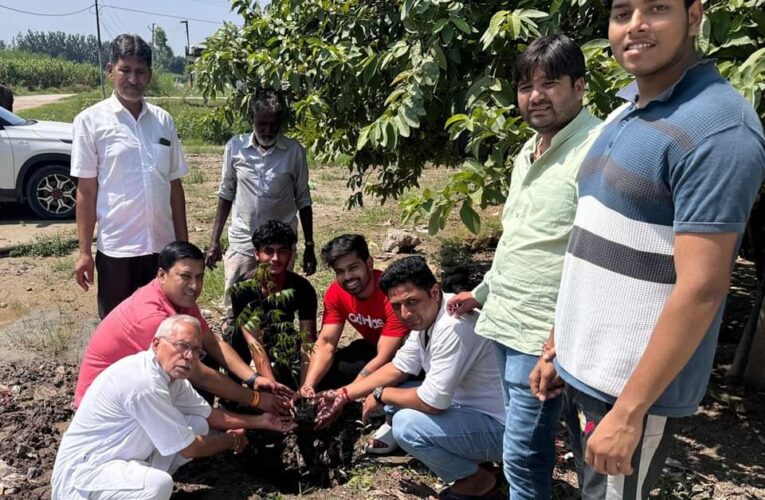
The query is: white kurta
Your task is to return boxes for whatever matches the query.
[52,350,211,499]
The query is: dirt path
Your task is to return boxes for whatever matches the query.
[13,94,75,112]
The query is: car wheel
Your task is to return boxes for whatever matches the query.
[25,164,77,219]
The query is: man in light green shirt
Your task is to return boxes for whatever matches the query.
[447,34,601,499]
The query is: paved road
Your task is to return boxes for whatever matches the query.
[14,94,76,111]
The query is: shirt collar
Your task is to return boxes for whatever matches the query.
[246,133,288,151]
[528,107,595,157]
[146,349,172,385]
[108,92,147,119]
[616,58,716,106]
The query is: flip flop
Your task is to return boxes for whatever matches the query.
[365,422,398,455]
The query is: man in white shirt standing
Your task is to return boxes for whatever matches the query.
[205,88,316,303]
[52,314,295,500]
[315,256,504,500]
[72,34,189,318]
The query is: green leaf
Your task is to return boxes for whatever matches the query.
[451,17,473,34]
[395,115,411,137]
[432,44,448,70]
[400,105,421,128]
[444,113,468,128]
[459,201,481,234]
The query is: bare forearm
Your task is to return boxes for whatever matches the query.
[304,342,336,388]
[210,198,233,245]
[181,432,236,459]
[346,363,407,400]
[170,180,188,241]
[379,386,441,414]
[191,363,253,405]
[75,185,97,254]
[298,205,314,243]
[217,338,256,381]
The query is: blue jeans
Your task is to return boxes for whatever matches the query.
[391,405,503,483]
[494,342,562,500]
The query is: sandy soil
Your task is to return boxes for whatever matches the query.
[13,95,75,112]
[0,154,763,499]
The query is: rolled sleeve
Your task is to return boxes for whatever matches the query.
[391,333,422,376]
[471,280,489,305]
[127,390,199,457]
[217,140,237,201]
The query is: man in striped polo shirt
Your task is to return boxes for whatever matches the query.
[530,0,765,498]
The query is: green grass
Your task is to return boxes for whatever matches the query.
[49,256,74,275]
[9,233,78,258]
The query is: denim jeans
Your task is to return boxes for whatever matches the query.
[391,405,503,483]
[494,342,562,500]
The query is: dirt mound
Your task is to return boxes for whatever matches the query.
[0,361,78,498]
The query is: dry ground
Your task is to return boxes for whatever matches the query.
[0,152,763,499]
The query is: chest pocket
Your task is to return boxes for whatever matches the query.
[151,144,171,177]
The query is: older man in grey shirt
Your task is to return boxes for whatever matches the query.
[206,88,315,299]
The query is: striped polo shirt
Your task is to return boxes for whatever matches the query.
[553,60,765,417]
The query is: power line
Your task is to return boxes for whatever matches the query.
[100,5,223,25]
[0,3,94,16]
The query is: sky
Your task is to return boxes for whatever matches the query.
[0,0,244,56]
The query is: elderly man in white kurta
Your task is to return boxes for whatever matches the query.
[51,315,267,500]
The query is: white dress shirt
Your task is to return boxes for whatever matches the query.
[71,94,188,257]
[392,293,505,423]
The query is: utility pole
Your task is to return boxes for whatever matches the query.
[180,20,190,57]
[180,20,191,87]
[95,0,106,98]
[149,23,156,49]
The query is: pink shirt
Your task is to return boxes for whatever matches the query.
[73,278,209,407]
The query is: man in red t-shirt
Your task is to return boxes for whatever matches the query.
[74,241,292,422]
[300,234,409,397]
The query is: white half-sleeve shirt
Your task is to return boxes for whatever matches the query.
[70,94,188,257]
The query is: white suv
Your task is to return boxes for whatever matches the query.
[0,106,75,219]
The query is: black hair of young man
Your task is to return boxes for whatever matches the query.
[159,241,205,271]
[378,255,437,294]
[251,220,297,250]
[513,33,585,85]
[320,234,371,267]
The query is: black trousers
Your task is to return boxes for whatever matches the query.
[95,251,159,319]
[316,338,377,391]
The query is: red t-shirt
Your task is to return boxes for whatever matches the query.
[321,270,409,344]
[73,278,210,407]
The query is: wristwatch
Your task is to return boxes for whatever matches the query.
[373,386,385,404]
[245,372,259,388]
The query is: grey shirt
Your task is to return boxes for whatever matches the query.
[218,133,312,255]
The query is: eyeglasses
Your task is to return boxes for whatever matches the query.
[161,337,206,360]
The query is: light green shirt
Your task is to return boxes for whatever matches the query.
[473,108,601,355]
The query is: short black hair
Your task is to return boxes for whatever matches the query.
[378,256,437,294]
[159,241,204,271]
[0,83,13,112]
[513,34,585,85]
[321,234,370,267]
[110,34,152,68]
[603,0,695,8]
[252,220,297,250]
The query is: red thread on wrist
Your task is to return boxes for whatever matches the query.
[340,387,350,402]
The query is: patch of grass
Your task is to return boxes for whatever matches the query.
[354,205,395,226]
[184,143,225,155]
[346,466,374,491]
[185,169,205,184]
[49,256,74,275]
[9,233,78,258]
[2,298,79,357]
[198,263,225,311]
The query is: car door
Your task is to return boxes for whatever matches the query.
[0,125,15,192]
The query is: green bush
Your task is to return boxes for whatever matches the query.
[0,50,99,89]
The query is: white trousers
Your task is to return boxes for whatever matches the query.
[84,415,208,500]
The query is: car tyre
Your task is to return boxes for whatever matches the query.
[24,164,77,219]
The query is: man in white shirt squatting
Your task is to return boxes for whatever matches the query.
[315,256,505,500]
[52,314,295,500]
[72,34,190,319]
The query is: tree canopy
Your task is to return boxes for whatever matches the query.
[196,0,765,234]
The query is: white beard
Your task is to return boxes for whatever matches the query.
[254,131,277,148]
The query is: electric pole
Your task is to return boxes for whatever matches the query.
[180,20,191,87]
[149,23,156,49]
[95,0,106,98]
